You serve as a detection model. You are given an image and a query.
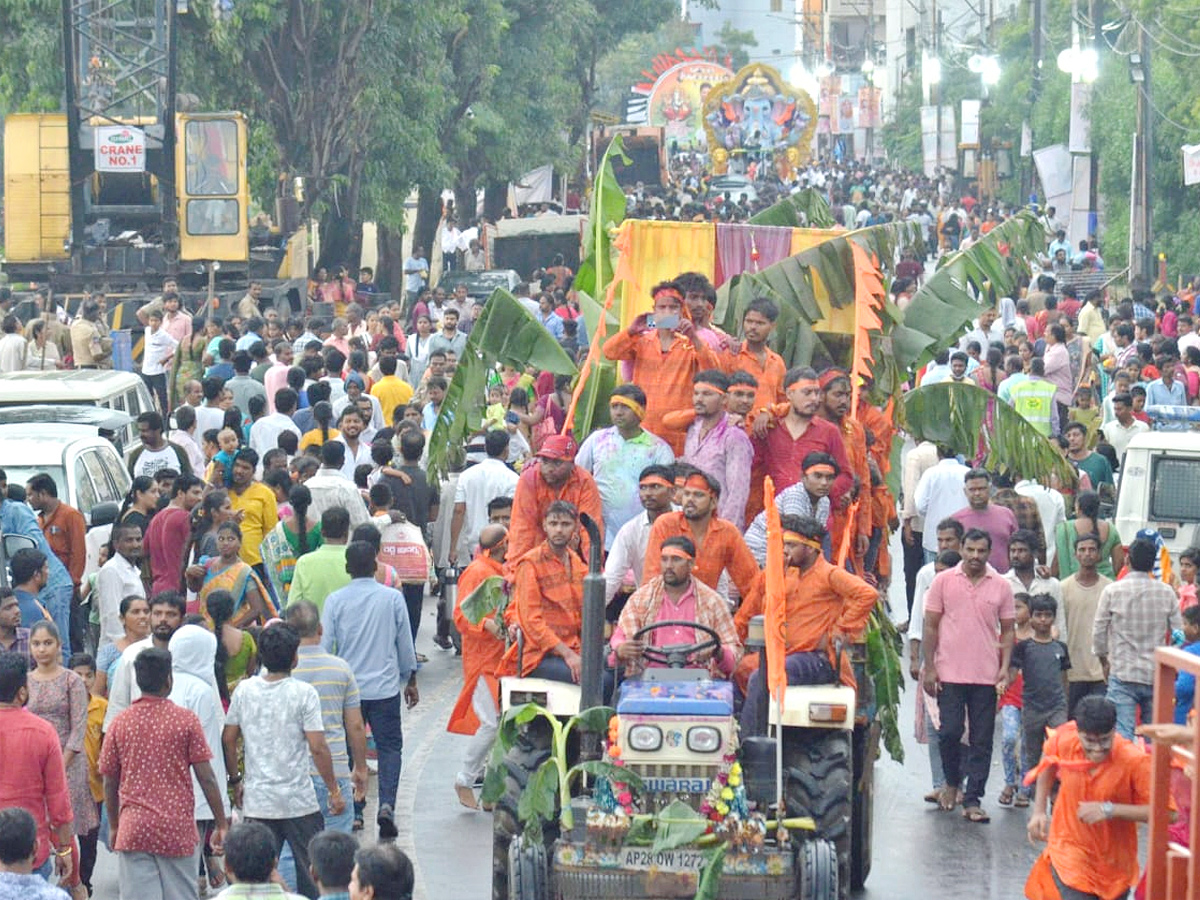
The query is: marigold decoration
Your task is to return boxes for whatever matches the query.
[699,754,749,826]
[598,714,636,817]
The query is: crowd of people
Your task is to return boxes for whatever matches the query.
[0,178,1195,900]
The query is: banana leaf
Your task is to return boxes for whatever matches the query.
[712,221,924,377]
[865,605,904,763]
[427,288,577,483]
[652,800,711,853]
[694,844,729,900]
[900,382,1078,486]
[889,213,1047,373]
[748,188,836,228]
[575,135,630,311]
[459,575,507,625]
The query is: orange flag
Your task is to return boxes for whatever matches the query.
[763,476,788,712]
[846,241,887,417]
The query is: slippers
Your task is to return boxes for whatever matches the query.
[962,806,991,823]
[937,785,958,811]
[455,783,479,810]
[923,790,942,804]
[997,786,1015,807]
[1014,793,1031,808]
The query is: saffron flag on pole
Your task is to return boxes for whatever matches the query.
[763,476,788,712]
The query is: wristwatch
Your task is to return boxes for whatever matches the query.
[1101,801,1114,819]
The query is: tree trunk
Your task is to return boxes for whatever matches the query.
[414,184,444,268]
[483,179,509,222]
[454,175,478,228]
[376,223,404,295]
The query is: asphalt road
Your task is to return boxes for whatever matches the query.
[90,556,1041,900]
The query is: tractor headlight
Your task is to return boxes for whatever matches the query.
[627,725,663,752]
[686,726,722,753]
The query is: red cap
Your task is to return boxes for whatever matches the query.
[537,434,578,460]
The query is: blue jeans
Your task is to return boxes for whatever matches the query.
[278,775,353,889]
[923,548,938,565]
[41,583,74,662]
[924,702,945,789]
[34,857,53,879]
[361,694,404,812]
[1106,676,1155,740]
[999,704,1023,792]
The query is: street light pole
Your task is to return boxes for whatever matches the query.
[1130,23,1153,281]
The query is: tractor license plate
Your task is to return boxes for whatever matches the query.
[619,848,708,873]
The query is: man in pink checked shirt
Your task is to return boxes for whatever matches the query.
[610,536,742,679]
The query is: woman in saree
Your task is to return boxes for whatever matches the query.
[260,484,322,604]
[185,521,274,627]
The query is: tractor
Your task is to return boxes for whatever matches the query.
[489,515,877,900]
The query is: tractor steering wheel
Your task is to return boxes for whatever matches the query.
[632,620,722,669]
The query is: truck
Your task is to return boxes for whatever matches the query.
[488,515,877,900]
[2,0,249,292]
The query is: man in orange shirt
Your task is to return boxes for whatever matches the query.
[722,297,787,410]
[1025,697,1154,900]
[643,468,759,602]
[818,369,872,569]
[498,502,589,686]
[737,515,878,734]
[449,524,508,809]
[506,434,603,563]
[26,473,87,652]
[602,281,721,454]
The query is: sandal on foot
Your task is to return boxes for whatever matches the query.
[962,806,991,823]
[937,785,958,811]
[1014,793,1031,808]
[997,786,1015,807]
[923,790,942,804]
[455,783,479,809]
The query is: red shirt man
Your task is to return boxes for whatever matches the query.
[506,435,603,563]
[0,654,74,879]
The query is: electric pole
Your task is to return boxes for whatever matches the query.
[1130,20,1153,281]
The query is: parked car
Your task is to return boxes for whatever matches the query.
[436,268,522,299]
[706,175,758,204]
[0,370,154,451]
[0,423,132,524]
[0,405,135,462]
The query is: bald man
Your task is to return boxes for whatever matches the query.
[448,524,508,808]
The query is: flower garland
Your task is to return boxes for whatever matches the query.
[600,715,635,815]
[699,752,749,824]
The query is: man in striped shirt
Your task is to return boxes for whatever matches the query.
[285,602,368,833]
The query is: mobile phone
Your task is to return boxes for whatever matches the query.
[645,315,655,329]
[655,314,680,330]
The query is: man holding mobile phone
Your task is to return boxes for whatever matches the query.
[602,280,721,455]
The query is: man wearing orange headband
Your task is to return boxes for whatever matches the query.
[448,524,508,809]
[602,279,721,455]
[743,452,838,566]
[642,467,759,602]
[604,465,678,614]
[818,369,873,571]
[678,272,732,354]
[576,384,674,551]
[682,369,753,530]
[611,535,742,679]
[737,514,878,735]
[506,433,603,563]
[751,365,853,505]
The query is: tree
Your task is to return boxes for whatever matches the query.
[713,20,757,70]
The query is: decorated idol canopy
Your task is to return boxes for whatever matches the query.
[702,64,817,180]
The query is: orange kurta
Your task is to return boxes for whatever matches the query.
[1024,723,1153,900]
[448,553,506,735]
[642,511,760,601]
[506,463,604,564]
[827,416,872,567]
[722,344,788,410]
[498,543,585,677]
[733,559,877,689]
[602,329,721,455]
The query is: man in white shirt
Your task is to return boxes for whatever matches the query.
[95,523,146,650]
[1003,529,1063,636]
[901,440,939,617]
[958,307,1005,352]
[913,446,971,562]
[1014,477,1067,567]
[1100,391,1150,467]
[403,248,429,300]
[448,430,518,566]
[169,405,206,476]
[1177,314,1200,357]
[249,387,302,465]
[603,465,676,606]
[305,442,370,530]
[140,308,178,416]
[333,407,372,481]
[0,315,26,373]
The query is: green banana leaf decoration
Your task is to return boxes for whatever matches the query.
[748,188,837,228]
[889,212,1048,373]
[426,288,577,483]
[900,381,1078,487]
[569,134,630,442]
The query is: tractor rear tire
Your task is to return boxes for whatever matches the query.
[492,725,555,900]
[508,833,550,900]
[784,729,852,899]
[797,839,839,900]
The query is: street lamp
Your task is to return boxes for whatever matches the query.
[1057,46,1099,83]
